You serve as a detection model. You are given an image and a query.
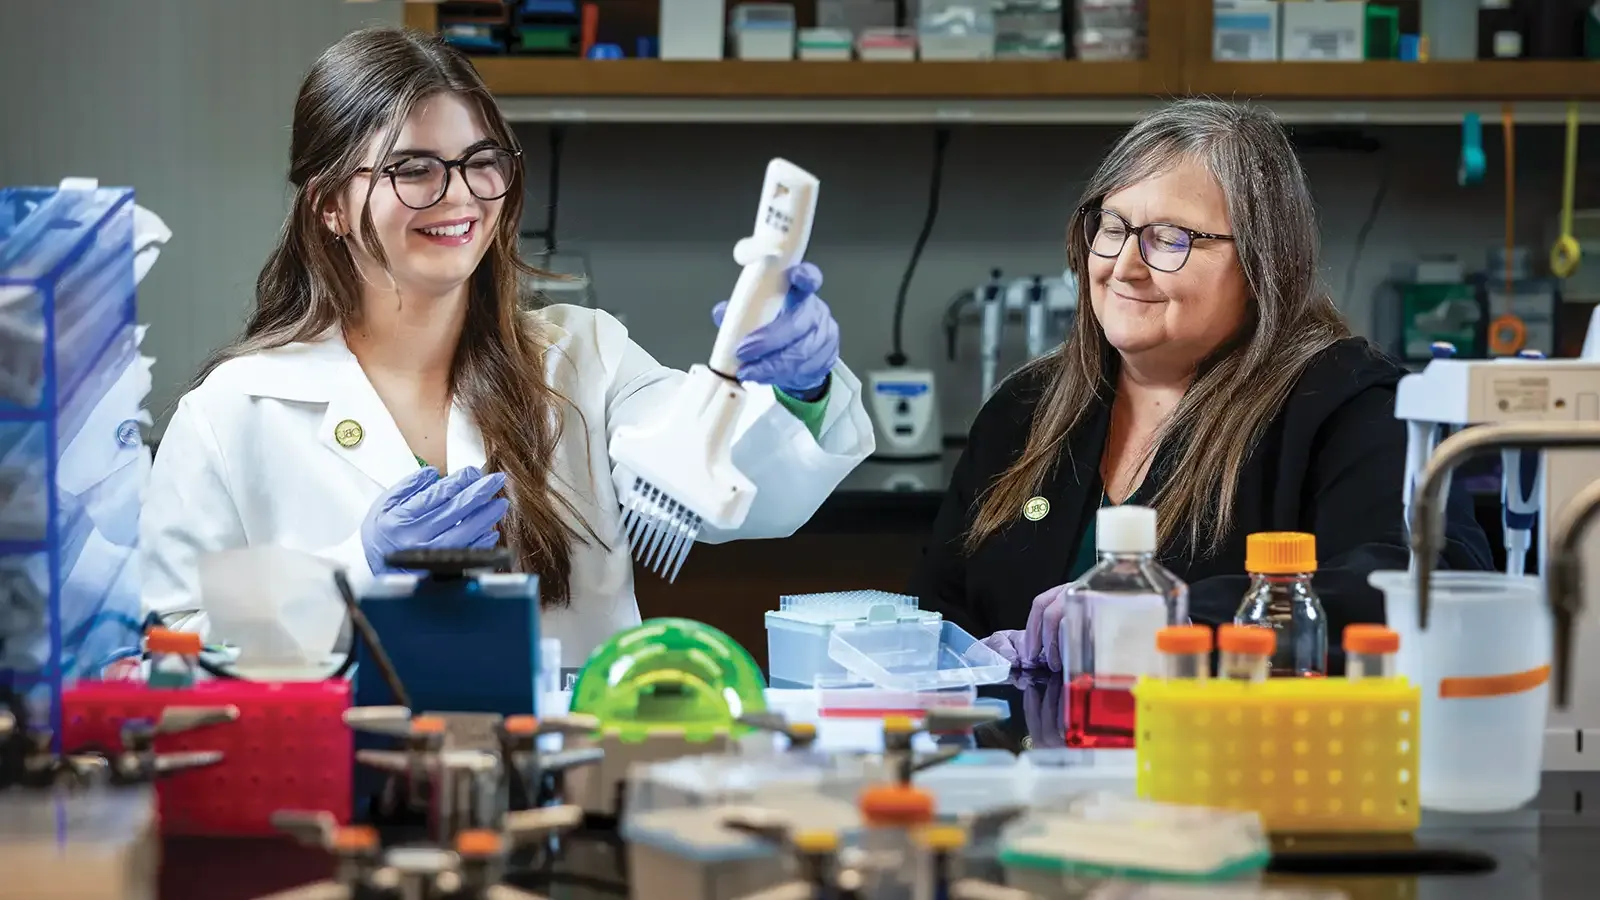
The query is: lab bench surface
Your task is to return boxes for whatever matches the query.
[158,779,1600,900]
[158,680,1596,900]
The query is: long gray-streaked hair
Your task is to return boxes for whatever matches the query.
[965,99,1351,557]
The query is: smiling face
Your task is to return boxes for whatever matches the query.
[1086,157,1251,378]
[325,92,510,300]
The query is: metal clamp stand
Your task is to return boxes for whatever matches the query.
[265,805,585,900]
[346,706,603,845]
[0,701,236,790]
[718,806,1031,900]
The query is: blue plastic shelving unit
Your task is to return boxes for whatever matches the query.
[0,184,145,739]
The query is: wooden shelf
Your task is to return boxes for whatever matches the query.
[441,0,1600,105]
[1189,60,1600,101]
[470,58,1175,99]
[470,56,1600,104]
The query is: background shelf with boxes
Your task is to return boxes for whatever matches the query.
[393,0,1600,104]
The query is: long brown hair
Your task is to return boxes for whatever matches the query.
[195,26,594,607]
[967,99,1351,557]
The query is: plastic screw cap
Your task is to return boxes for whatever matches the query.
[410,716,448,735]
[915,825,968,851]
[791,829,840,854]
[882,715,917,735]
[455,829,504,858]
[1156,625,1214,655]
[331,825,380,853]
[145,628,203,656]
[1245,532,1318,575]
[859,784,936,826]
[1217,624,1276,656]
[503,715,538,736]
[788,722,817,740]
[1096,505,1157,553]
[1343,624,1401,655]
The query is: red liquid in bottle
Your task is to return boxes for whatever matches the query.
[1065,673,1138,749]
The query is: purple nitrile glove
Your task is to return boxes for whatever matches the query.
[711,263,839,398]
[361,466,509,575]
[1021,584,1072,673]
[981,629,1026,667]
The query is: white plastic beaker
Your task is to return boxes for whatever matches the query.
[1370,571,1551,813]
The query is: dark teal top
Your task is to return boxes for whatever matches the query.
[1068,493,1110,582]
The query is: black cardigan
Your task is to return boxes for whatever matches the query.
[908,338,1495,665]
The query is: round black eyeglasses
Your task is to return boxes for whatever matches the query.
[1080,206,1235,273]
[357,147,522,211]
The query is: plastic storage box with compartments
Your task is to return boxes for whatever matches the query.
[0,184,147,738]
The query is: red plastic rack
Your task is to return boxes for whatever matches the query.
[62,680,352,836]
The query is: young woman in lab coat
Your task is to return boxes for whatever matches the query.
[911,100,1495,674]
[141,26,874,663]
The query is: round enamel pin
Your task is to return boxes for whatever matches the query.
[1023,496,1050,522]
[333,419,364,449]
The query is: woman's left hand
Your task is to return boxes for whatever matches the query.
[711,263,840,400]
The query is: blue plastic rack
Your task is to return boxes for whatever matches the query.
[0,184,145,739]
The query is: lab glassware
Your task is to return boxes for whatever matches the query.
[1155,625,1212,680]
[1343,624,1399,680]
[145,627,201,689]
[1370,570,1550,813]
[1233,532,1328,677]
[1059,505,1189,749]
[1217,624,1273,682]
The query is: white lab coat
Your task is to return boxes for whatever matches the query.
[141,304,875,663]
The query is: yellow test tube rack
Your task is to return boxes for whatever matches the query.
[1133,674,1421,834]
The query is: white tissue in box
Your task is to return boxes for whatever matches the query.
[198,547,346,669]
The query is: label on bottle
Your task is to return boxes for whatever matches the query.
[1084,592,1169,678]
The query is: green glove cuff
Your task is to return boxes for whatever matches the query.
[773,386,829,439]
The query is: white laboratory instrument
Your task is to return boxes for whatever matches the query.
[950,270,1078,403]
[866,367,943,460]
[1584,303,1600,359]
[1395,353,1600,770]
[1024,274,1053,360]
[1021,270,1078,360]
[978,268,1007,399]
[610,158,819,582]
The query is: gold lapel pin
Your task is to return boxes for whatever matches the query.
[1023,496,1050,522]
[333,419,364,449]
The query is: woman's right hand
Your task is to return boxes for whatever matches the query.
[361,466,509,574]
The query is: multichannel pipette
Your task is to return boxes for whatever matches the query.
[610,159,820,581]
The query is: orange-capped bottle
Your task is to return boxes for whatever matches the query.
[1217,625,1275,683]
[1233,532,1327,677]
[1156,625,1214,680]
[145,627,203,689]
[1343,624,1401,680]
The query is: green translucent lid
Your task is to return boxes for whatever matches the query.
[569,618,767,741]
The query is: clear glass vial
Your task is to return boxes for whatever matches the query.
[1343,624,1400,680]
[1217,624,1274,682]
[1156,625,1214,680]
[145,627,202,688]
